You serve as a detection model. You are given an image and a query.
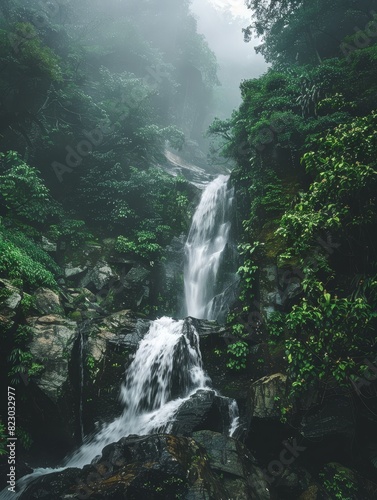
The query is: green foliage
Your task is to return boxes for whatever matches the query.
[8,348,44,385]
[3,227,60,275]
[0,229,57,290]
[0,152,58,224]
[17,427,33,451]
[115,231,162,261]
[282,291,376,398]
[5,22,62,81]
[0,421,6,456]
[278,112,377,256]
[226,341,249,371]
[243,0,376,65]
[320,464,359,500]
[237,242,259,302]
[48,219,93,248]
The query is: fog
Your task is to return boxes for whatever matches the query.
[190,0,268,118]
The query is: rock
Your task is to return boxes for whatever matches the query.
[33,287,64,316]
[81,261,118,292]
[186,316,227,338]
[247,373,287,420]
[170,390,235,436]
[318,462,369,499]
[274,467,312,498]
[100,310,149,337]
[120,264,151,309]
[84,312,149,429]
[300,396,354,440]
[192,431,271,499]
[28,315,78,403]
[42,236,57,252]
[299,484,319,499]
[0,279,22,327]
[21,434,229,499]
[64,263,87,279]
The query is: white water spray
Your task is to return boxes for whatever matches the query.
[64,317,210,468]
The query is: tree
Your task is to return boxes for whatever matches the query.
[244,0,377,65]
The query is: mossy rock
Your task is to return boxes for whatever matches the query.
[68,310,82,321]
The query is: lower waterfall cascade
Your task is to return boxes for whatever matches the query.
[1,175,240,498]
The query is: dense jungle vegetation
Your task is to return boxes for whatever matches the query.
[208,1,377,491]
[212,0,377,399]
[1,0,377,498]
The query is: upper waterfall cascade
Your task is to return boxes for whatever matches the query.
[2,175,239,498]
[184,174,235,320]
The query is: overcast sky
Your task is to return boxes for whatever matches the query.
[190,0,268,117]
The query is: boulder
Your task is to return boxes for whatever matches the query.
[21,434,229,499]
[300,396,354,440]
[33,287,64,316]
[192,431,271,499]
[0,278,22,327]
[80,261,118,292]
[28,315,77,402]
[64,263,87,280]
[120,264,151,309]
[170,390,236,436]
[84,312,150,430]
[42,236,57,252]
[247,373,287,420]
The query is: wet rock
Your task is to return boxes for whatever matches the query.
[300,396,354,440]
[192,431,271,500]
[64,263,87,280]
[21,434,229,499]
[33,287,64,316]
[42,236,57,252]
[247,373,287,420]
[274,467,312,498]
[28,315,78,402]
[299,484,319,499]
[120,264,151,309]
[81,261,118,292]
[186,316,227,338]
[0,279,22,327]
[170,390,235,436]
[84,312,149,429]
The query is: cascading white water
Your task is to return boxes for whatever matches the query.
[64,317,210,468]
[78,330,85,442]
[184,175,234,320]
[2,318,212,498]
[2,175,240,499]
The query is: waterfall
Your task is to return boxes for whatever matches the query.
[78,330,85,443]
[2,175,240,498]
[184,175,235,320]
[64,317,210,468]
